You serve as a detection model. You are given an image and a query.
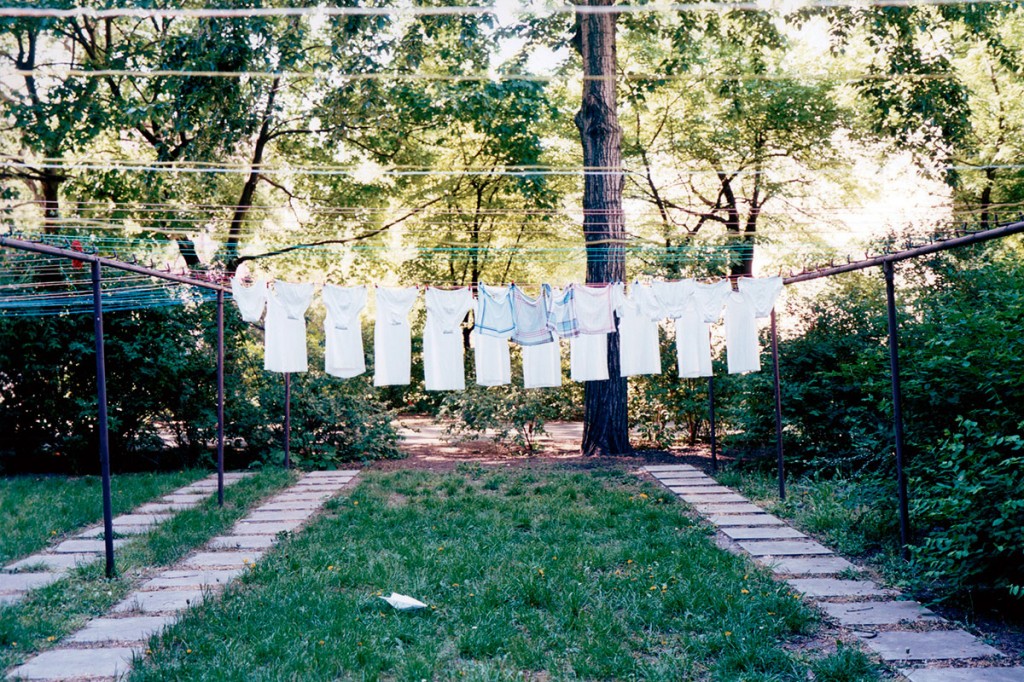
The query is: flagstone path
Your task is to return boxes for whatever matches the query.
[644,464,1024,682]
[0,473,250,607]
[6,470,358,681]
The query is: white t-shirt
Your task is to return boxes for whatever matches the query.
[570,333,609,382]
[322,284,367,379]
[738,276,783,318]
[694,280,731,323]
[264,282,314,373]
[231,277,267,323]
[675,304,713,378]
[373,286,419,387]
[573,284,616,334]
[522,341,562,389]
[725,291,760,374]
[614,283,662,377]
[473,332,511,386]
[423,287,474,391]
[651,279,696,319]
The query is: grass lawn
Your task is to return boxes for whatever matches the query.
[132,466,879,681]
[0,470,205,566]
[0,469,294,672]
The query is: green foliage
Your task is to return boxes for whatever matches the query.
[911,418,1024,601]
[438,383,559,452]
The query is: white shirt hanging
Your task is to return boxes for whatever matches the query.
[573,284,616,334]
[570,333,609,382]
[675,304,713,378]
[738,276,783,318]
[474,283,515,337]
[264,282,314,373]
[423,287,474,391]
[373,286,419,387]
[231,277,267,323]
[522,341,562,389]
[322,284,367,379]
[694,280,731,323]
[613,283,662,377]
[725,291,760,374]
[473,332,512,386]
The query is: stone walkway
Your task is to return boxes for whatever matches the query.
[644,464,1024,682]
[6,470,358,681]
[0,473,250,607]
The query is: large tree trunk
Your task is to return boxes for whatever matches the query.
[574,0,631,456]
[40,171,61,234]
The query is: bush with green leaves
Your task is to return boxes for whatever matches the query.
[910,418,1024,602]
[437,382,560,452]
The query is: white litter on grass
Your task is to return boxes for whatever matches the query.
[380,592,428,611]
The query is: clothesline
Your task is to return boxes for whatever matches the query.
[233,276,783,391]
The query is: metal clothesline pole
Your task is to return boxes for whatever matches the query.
[90,261,115,579]
[283,372,292,469]
[216,290,226,507]
[884,261,912,559]
[770,309,785,500]
[708,376,718,474]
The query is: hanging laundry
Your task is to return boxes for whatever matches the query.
[522,340,562,389]
[511,285,554,346]
[694,279,731,323]
[475,283,515,337]
[264,282,314,373]
[570,333,609,382]
[322,284,367,379]
[613,282,662,377]
[651,279,697,319]
[675,305,713,378]
[724,290,760,374]
[231,277,267,323]
[543,284,580,338]
[474,284,513,386]
[572,283,616,334]
[373,286,419,387]
[738,276,783,318]
[423,287,474,391]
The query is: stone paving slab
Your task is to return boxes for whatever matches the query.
[182,551,263,569]
[114,513,173,525]
[8,647,140,680]
[0,572,62,592]
[232,520,303,535]
[160,494,207,504]
[67,615,177,644]
[0,594,21,605]
[658,478,717,486]
[720,526,807,540]
[140,569,243,590]
[818,600,939,626]
[6,553,97,572]
[737,539,833,556]
[758,556,860,575]
[708,513,786,526]
[134,502,194,513]
[113,588,207,614]
[902,668,1024,681]
[208,535,277,550]
[670,485,736,494]
[53,539,127,554]
[644,465,699,472]
[258,500,322,511]
[247,510,317,521]
[679,493,749,503]
[305,470,359,477]
[274,492,335,502]
[694,502,764,514]
[862,630,1003,662]
[787,578,897,598]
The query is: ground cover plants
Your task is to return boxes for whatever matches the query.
[0,469,293,672]
[132,467,879,681]
[0,470,204,565]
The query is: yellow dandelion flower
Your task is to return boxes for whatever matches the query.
[649,585,658,591]
[46,636,55,642]
[186,649,192,654]
[741,589,750,594]
[724,632,732,637]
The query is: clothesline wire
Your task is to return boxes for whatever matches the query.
[5,159,1023,177]
[0,0,1007,20]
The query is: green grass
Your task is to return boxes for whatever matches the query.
[131,467,879,681]
[0,468,294,672]
[0,470,204,565]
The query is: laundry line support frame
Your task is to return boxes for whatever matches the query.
[771,218,1024,557]
[0,234,236,524]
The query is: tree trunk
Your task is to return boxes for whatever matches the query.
[41,171,61,234]
[574,0,631,456]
